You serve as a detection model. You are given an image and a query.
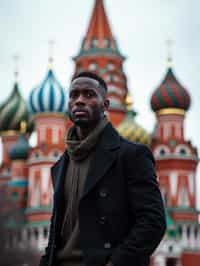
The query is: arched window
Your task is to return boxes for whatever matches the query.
[161,186,168,205]
[178,226,182,237]
[104,38,111,48]
[34,182,40,207]
[160,149,166,156]
[88,62,97,71]
[187,226,190,238]
[34,152,39,158]
[27,229,31,241]
[34,228,39,240]
[174,145,191,156]
[43,227,48,239]
[154,145,170,158]
[180,148,186,155]
[107,63,115,70]
[194,226,198,239]
[179,186,189,207]
[90,38,98,48]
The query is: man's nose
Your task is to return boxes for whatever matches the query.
[75,94,85,105]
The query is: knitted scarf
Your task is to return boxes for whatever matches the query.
[61,116,108,243]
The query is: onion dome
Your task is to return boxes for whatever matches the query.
[9,121,30,160]
[0,82,30,132]
[117,94,151,145]
[151,67,191,112]
[9,134,29,160]
[29,68,66,114]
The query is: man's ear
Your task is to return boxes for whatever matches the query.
[104,98,110,111]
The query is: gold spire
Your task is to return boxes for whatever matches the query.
[48,40,55,69]
[125,93,133,111]
[166,39,173,68]
[20,120,27,134]
[13,54,19,83]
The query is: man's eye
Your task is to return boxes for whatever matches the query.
[85,91,95,98]
[70,92,78,99]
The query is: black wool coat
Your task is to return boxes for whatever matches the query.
[40,123,166,266]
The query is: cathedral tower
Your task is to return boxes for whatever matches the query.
[73,0,127,126]
[150,58,199,265]
[0,59,30,185]
[27,47,67,229]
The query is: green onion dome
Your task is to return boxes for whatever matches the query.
[9,133,29,160]
[0,83,30,132]
[151,67,191,112]
[117,111,151,145]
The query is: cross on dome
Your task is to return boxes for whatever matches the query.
[48,40,55,69]
[166,39,174,68]
[13,54,20,82]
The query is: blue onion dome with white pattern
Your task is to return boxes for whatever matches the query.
[29,69,66,114]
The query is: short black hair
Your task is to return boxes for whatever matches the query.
[73,71,108,92]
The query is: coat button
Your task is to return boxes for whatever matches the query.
[99,216,106,225]
[99,189,108,198]
[104,242,111,249]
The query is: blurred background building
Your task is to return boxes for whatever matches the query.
[0,1,199,265]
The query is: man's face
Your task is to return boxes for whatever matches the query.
[68,77,109,128]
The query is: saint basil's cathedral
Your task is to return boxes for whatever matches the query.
[0,1,199,265]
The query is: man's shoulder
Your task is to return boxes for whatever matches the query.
[119,136,154,161]
[119,136,150,153]
[106,123,150,154]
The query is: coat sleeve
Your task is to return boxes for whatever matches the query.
[110,144,166,266]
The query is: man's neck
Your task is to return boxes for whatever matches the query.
[75,123,97,140]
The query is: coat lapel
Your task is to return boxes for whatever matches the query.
[50,123,120,201]
[81,123,120,199]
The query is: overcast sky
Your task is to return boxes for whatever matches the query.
[0,0,199,206]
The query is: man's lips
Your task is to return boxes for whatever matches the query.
[73,109,88,116]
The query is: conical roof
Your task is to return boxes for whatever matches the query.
[75,0,124,59]
[0,83,30,132]
[151,67,191,112]
[29,69,66,114]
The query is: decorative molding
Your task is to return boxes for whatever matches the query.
[157,108,185,116]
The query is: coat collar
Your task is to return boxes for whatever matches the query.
[51,123,120,199]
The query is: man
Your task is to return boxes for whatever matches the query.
[40,72,166,266]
